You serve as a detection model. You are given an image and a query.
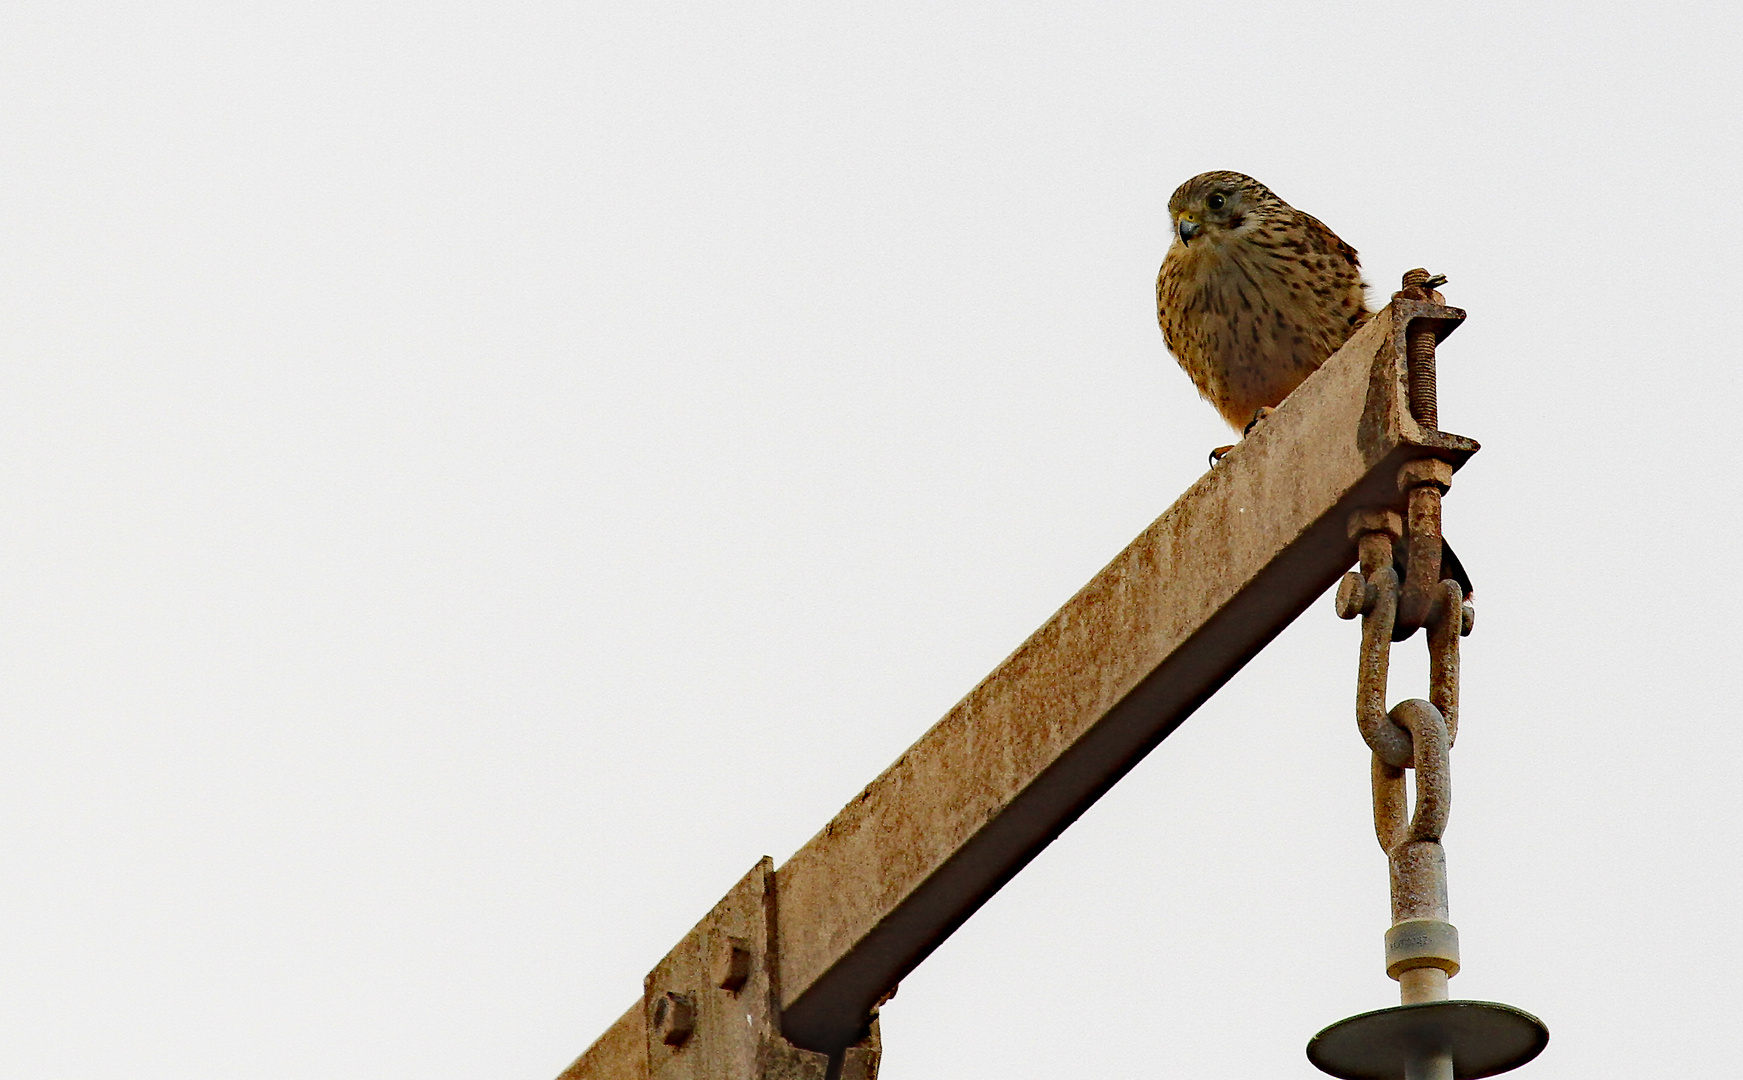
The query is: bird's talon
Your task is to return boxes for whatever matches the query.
[1209,444,1236,465]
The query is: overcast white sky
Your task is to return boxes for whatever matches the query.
[2,3,1739,1078]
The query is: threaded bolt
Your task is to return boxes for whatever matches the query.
[1402,269,1439,429]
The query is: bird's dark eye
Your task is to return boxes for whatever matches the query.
[1207,193,1226,211]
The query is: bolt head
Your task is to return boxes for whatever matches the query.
[1334,572,1370,620]
[652,991,695,1047]
[714,935,753,993]
[1459,600,1476,637]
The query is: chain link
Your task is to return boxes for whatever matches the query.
[1331,283,1480,1006]
[1306,276,1550,1080]
[1338,472,1468,912]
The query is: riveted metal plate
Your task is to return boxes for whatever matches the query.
[643,859,823,1080]
[635,858,878,1080]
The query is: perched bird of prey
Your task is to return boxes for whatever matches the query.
[1156,170,1370,436]
[1157,170,1475,599]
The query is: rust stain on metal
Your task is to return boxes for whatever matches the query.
[564,292,1485,1070]
[1397,268,1447,428]
[773,299,1478,1051]
[558,1003,646,1080]
[1332,284,1477,1019]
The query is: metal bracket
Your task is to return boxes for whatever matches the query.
[1389,297,1465,351]
[1382,295,1469,455]
[644,858,880,1080]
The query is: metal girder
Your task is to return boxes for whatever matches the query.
[561,298,1475,1077]
[557,859,880,1080]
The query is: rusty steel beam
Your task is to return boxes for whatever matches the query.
[564,298,1476,1076]
[560,1004,644,1080]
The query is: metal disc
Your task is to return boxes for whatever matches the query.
[1307,1000,1548,1079]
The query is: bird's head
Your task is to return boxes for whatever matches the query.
[1167,171,1279,249]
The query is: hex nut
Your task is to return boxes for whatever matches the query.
[1396,458,1454,493]
[652,991,695,1047]
[1346,509,1403,542]
[1459,600,1476,637]
[714,935,753,993]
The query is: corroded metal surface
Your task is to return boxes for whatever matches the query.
[1339,433,1470,976]
[640,860,809,1080]
[1397,268,1452,430]
[774,299,1477,1051]
[559,1003,646,1080]
[1340,452,1467,997]
[564,859,879,1080]
[568,292,1481,1070]
[1311,276,1545,1080]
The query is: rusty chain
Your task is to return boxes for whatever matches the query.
[1336,511,1467,861]
[1332,270,1476,1007]
[1307,274,1550,1080]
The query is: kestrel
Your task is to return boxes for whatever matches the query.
[1156,171,1370,435]
[1157,173,1475,596]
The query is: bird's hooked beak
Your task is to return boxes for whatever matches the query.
[1177,216,1201,244]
